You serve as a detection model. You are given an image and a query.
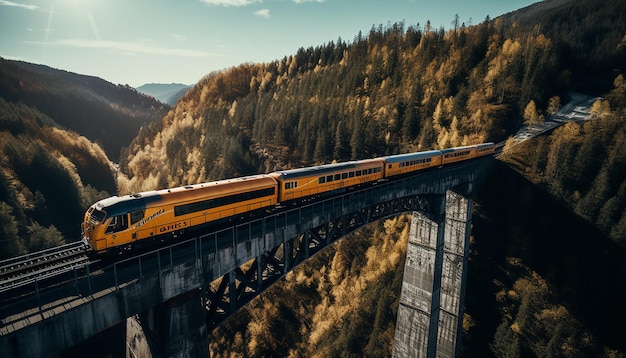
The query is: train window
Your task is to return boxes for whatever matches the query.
[356,170,361,176]
[174,187,275,216]
[388,164,392,169]
[368,168,373,174]
[293,182,298,188]
[349,172,355,178]
[105,214,128,234]
[342,173,348,179]
[319,177,326,184]
[130,210,145,225]
[326,175,333,182]
[333,174,340,181]
[90,209,106,224]
[285,183,291,189]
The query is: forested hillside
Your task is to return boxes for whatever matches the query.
[0,58,169,159]
[111,0,626,355]
[502,77,626,245]
[0,98,114,259]
[119,0,624,194]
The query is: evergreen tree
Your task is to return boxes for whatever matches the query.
[0,201,24,259]
[523,100,542,126]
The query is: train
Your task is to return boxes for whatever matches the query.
[81,143,495,255]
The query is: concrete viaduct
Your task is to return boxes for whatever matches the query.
[0,156,492,357]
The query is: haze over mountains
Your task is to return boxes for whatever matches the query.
[0,0,625,355]
[135,83,192,106]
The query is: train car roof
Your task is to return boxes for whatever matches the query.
[440,145,477,153]
[157,174,275,194]
[383,150,442,163]
[272,160,382,180]
[94,191,162,217]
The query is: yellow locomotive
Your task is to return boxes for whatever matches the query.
[81,143,494,255]
[81,175,277,254]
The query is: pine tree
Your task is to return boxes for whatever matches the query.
[523,100,543,126]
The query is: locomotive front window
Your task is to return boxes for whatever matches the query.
[90,209,106,224]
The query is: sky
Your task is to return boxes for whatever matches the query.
[1,0,539,87]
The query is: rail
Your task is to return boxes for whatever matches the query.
[0,242,89,293]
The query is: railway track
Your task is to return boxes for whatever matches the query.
[0,242,90,293]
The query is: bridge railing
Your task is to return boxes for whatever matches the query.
[0,236,200,336]
[0,193,363,335]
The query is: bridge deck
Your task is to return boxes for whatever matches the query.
[0,157,492,357]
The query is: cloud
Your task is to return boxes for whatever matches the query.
[26,39,218,58]
[292,0,325,3]
[199,0,262,6]
[254,9,270,18]
[0,0,38,10]
[170,34,188,41]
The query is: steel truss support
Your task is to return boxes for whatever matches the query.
[204,193,441,330]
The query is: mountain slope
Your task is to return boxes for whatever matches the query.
[0,97,115,259]
[0,58,169,159]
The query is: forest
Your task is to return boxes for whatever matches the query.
[0,60,167,259]
[0,0,625,355]
[502,76,626,244]
[0,98,114,257]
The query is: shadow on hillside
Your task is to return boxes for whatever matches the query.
[464,160,626,355]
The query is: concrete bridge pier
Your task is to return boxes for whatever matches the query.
[127,289,207,358]
[392,190,472,358]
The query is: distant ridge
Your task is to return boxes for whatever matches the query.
[0,58,168,159]
[136,83,192,105]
